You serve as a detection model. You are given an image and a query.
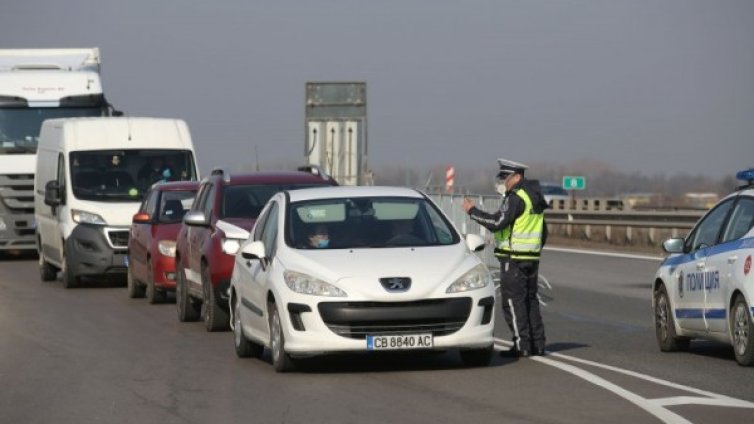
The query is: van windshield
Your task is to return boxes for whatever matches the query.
[0,107,104,154]
[70,149,197,202]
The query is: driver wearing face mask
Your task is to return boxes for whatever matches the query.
[308,224,330,249]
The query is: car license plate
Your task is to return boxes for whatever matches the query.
[366,334,433,351]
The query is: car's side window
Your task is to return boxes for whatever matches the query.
[260,202,279,258]
[202,185,216,219]
[721,197,754,243]
[143,189,160,216]
[192,183,208,212]
[253,207,271,242]
[56,153,66,205]
[686,199,735,252]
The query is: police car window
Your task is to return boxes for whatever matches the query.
[687,199,734,251]
[722,197,754,243]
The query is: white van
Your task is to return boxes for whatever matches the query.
[34,117,199,287]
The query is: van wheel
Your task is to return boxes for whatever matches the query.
[38,250,58,282]
[61,247,79,289]
[654,284,690,352]
[270,303,295,372]
[233,294,264,358]
[201,266,229,332]
[731,295,753,366]
[127,267,145,298]
[460,346,494,367]
[145,258,165,304]
[176,265,199,322]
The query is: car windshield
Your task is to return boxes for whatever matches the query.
[0,107,104,154]
[287,196,460,249]
[70,149,197,202]
[222,184,325,219]
[158,190,197,223]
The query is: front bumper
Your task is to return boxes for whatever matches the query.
[152,253,177,290]
[280,293,495,355]
[66,224,129,277]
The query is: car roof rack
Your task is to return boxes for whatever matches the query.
[210,167,231,183]
[297,164,331,181]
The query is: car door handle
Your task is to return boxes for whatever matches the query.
[728,255,738,264]
[696,262,705,270]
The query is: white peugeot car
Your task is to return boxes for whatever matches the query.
[228,186,495,372]
[653,168,754,366]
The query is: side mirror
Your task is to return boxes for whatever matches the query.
[132,212,151,224]
[240,240,266,261]
[44,180,62,207]
[183,210,209,227]
[662,238,685,254]
[465,233,486,252]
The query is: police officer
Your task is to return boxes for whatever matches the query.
[462,158,548,357]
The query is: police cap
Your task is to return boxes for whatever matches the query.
[496,158,528,179]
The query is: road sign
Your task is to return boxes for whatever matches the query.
[562,176,586,190]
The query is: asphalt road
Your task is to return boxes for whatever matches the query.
[1,249,752,424]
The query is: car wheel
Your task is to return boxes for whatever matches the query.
[38,248,58,282]
[654,284,690,352]
[233,294,264,358]
[731,295,753,366]
[61,246,79,289]
[269,302,295,372]
[127,266,146,298]
[145,258,166,304]
[460,346,493,367]
[176,265,199,322]
[201,265,229,332]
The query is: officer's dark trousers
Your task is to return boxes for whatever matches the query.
[499,259,546,351]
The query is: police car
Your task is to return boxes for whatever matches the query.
[653,168,754,366]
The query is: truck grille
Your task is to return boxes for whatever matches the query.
[0,174,34,214]
[317,298,472,339]
[0,174,36,248]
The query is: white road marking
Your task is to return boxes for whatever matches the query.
[494,338,754,423]
[544,246,663,261]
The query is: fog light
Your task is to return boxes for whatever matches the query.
[165,272,176,281]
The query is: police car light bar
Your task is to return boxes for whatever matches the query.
[736,168,754,183]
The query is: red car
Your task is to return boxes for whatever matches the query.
[175,169,336,331]
[127,181,199,303]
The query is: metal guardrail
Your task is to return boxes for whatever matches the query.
[428,193,705,268]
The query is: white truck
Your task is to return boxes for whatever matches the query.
[0,48,114,251]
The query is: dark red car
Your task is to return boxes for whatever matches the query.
[175,169,336,331]
[127,181,199,303]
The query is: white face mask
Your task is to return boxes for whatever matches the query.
[495,182,507,195]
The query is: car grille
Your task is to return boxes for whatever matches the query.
[105,229,130,249]
[318,298,472,339]
[0,174,36,243]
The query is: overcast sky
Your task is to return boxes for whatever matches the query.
[3,0,752,178]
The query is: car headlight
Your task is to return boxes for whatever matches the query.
[222,238,242,255]
[284,271,347,297]
[158,240,176,257]
[446,264,491,293]
[71,209,107,225]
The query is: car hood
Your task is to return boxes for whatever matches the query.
[278,244,486,300]
[216,218,255,239]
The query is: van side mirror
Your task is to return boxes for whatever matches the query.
[183,211,209,227]
[44,181,62,207]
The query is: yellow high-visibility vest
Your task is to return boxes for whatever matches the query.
[494,188,544,260]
